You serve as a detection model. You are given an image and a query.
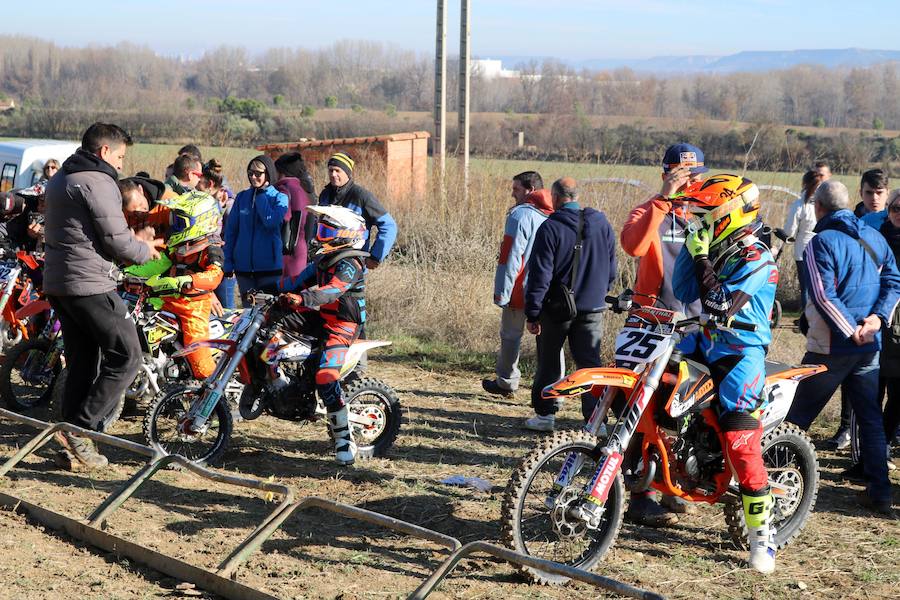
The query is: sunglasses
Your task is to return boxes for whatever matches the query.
[247,169,266,177]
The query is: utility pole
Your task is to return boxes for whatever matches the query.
[433,0,447,195]
[458,0,471,198]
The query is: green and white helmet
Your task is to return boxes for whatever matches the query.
[160,190,222,252]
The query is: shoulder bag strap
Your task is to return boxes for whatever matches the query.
[570,209,584,290]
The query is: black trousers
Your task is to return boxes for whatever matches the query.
[48,292,142,431]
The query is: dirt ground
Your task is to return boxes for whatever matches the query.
[0,330,898,600]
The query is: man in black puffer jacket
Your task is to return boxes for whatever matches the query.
[44,123,162,471]
[524,177,617,431]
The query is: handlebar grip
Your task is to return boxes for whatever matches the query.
[604,295,618,305]
[729,320,758,332]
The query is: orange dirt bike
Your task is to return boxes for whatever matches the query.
[501,290,825,584]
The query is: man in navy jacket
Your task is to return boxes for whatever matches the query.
[524,177,617,430]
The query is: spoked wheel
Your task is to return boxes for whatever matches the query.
[0,338,59,411]
[344,377,401,459]
[724,422,819,549]
[501,430,624,584]
[143,386,233,466]
[769,299,783,329]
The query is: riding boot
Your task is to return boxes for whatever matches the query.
[743,489,776,574]
[327,406,357,466]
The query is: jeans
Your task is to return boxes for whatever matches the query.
[532,311,604,421]
[787,351,891,502]
[48,292,142,431]
[235,273,281,307]
[215,275,237,309]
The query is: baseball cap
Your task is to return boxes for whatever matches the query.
[662,143,709,174]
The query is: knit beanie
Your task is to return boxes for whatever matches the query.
[274,152,307,180]
[327,152,355,178]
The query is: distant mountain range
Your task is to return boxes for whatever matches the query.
[488,48,900,75]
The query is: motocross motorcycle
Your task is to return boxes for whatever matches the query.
[43,276,242,424]
[143,292,402,466]
[501,290,824,584]
[0,307,63,411]
[0,248,48,354]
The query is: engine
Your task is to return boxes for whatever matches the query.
[664,413,724,493]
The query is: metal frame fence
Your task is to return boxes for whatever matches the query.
[0,407,664,600]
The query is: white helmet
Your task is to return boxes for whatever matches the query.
[308,205,367,256]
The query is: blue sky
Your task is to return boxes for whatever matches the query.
[8,1,900,60]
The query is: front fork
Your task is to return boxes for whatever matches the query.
[549,349,673,529]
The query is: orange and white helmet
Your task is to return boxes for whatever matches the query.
[683,174,761,250]
[308,205,366,256]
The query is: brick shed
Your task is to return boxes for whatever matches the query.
[257,131,430,206]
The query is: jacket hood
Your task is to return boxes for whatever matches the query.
[248,154,278,187]
[123,175,165,204]
[815,208,861,239]
[62,148,119,181]
[524,189,553,215]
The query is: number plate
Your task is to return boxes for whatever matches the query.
[614,328,668,366]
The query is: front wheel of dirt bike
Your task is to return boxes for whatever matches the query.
[143,386,233,466]
[501,430,625,585]
[0,337,58,410]
[344,377,401,459]
[724,422,819,550]
[769,299,783,329]
[49,368,125,430]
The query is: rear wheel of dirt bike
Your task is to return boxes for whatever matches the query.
[724,422,819,550]
[0,338,59,410]
[344,377,401,459]
[501,430,624,585]
[143,386,233,466]
[49,368,125,430]
[0,321,24,355]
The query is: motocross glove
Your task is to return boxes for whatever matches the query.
[686,228,710,260]
[279,293,303,310]
[148,274,193,295]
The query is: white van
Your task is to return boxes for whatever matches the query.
[0,139,80,192]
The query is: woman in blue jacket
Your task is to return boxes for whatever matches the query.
[224,155,289,305]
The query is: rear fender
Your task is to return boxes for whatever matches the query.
[339,340,392,378]
[542,367,638,400]
[15,299,50,320]
[764,364,827,384]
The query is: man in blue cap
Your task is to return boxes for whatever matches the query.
[619,142,708,526]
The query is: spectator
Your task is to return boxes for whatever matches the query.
[318,152,396,269]
[119,175,170,238]
[165,154,202,195]
[274,152,313,281]
[855,168,889,218]
[0,183,46,252]
[482,171,561,398]
[39,158,60,183]
[164,144,203,180]
[199,159,237,310]
[786,180,900,517]
[619,142,708,525]
[223,155,288,303]
[43,123,161,471]
[523,177,616,431]
[814,161,832,182]
[783,170,821,311]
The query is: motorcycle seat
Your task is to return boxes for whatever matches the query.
[764,360,793,377]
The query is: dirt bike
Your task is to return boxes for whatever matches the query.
[501,290,825,584]
[768,227,795,329]
[143,292,401,466]
[0,248,48,354]
[43,277,242,424]
[0,308,63,411]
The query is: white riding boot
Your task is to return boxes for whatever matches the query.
[743,491,776,574]
[328,406,358,466]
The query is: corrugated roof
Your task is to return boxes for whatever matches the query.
[257,131,430,152]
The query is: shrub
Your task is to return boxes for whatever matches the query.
[324,95,338,108]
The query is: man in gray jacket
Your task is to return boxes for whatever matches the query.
[44,123,161,470]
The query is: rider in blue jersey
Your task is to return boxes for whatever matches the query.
[673,174,779,575]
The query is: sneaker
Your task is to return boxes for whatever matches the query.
[840,462,869,483]
[857,490,896,519]
[481,378,515,398]
[828,429,851,450]
[625,494,679,527]
[524,414,555,432]
[54,431,108,471]
[660,494,697,515]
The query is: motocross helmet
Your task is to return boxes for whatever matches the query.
[682,174,761,253]
[160,190,222,255]
[308,205,366,256]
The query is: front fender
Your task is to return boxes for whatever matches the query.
[542,367,638,400]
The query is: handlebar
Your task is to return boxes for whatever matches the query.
[605,290,758,333]
[773,227,795,244]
